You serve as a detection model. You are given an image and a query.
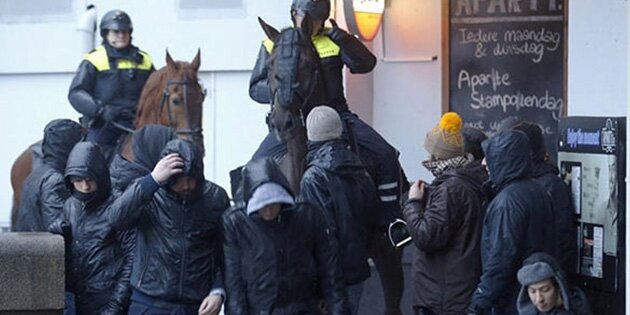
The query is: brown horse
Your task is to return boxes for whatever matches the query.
[9,50,205,230]
[258,16,319,194]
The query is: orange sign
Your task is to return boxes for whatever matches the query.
[344,0,385,41]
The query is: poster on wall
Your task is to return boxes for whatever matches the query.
[560,161,582,215]
[580,223,604,278]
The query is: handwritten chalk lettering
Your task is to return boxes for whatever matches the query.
[454,0,561,16]
[503,28,561,50]
[457,69,511,94]
[470,89,563,118]
[459,28,499,45]
[464,120,485,129]
[493,42,546,63]
[475,43,488,58]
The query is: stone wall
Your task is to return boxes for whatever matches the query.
[0,233,64,315]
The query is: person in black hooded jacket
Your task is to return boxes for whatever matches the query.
[49,141,134,315]
[107,138,229,315]
[513,122,577,275]
[404,113,486,315]
[109,124,176,194]
[14,119,84,232]
[468,130,557,315]
[299,106,380,315]
[222,157,349,315]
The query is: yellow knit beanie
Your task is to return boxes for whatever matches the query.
[424,112,464,160]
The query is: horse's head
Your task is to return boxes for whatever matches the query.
[259,16,320,143]
[135,50,206,152]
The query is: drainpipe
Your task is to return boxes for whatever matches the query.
[77,4,97,55]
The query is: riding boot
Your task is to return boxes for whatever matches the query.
[368,231,404,315]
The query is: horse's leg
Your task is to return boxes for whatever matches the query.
[284,128,307,195]
[10,147,34,230]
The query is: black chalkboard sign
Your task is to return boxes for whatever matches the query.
[444,0,567,160]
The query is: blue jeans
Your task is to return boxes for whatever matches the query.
[64,291,75,315]
[346,281,365,315]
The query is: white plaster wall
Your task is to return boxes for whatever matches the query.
[370,0,443,183]
[568,0,628,117]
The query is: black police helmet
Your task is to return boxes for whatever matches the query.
[99,10,133,38]
[291,0,330,21]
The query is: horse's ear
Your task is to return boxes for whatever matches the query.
[258,17,279,41]
[300,14,313,38]
[191,49,201,73]
[165,49,177,72]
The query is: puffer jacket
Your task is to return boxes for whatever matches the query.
[56,142,134,315]
[15,119,84,232]
[470,131,557,315]
[403,159,487,314]
[300,140,380,285]
[531,162,577,275]
[517,253,593,315]
[222,157,349,315]
[68,43,153,128]
[249,27,376,111]
[108,139,230,304]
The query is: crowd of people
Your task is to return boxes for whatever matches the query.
[12,1,596,315]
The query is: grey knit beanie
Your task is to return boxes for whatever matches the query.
[306,106,343,142]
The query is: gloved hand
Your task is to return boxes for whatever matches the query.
[117,109,136,122]
[98,105,120,122]
[48,220,72,239]
[327,19,352,44]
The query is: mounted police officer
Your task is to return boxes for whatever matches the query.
[68,9,154,147]
[250,1,406,313]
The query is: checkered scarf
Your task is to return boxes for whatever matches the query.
[422,154,473,177]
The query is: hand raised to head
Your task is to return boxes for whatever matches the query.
[151,153,184,185]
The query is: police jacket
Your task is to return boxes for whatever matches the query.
[403,160,487,314]
[54,142,134,315]
[68,43,153,128]
[531,161,577,276]
[249,27,376,111]
[108,139,230,304]
[300,140,380,285]
[470,132,557,315]
[222,158,349,315]
[15,119,84,232]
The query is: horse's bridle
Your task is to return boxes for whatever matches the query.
[159,79,205,142]
[268,30,320,138]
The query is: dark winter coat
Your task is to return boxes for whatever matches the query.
[68,43,153,128]
[52,142,134,315]
[222,157,349,315]
[249,28,376,111]
[403,159,487,314]
[470,131,557,315]
[15,119,84,232]
[531,162,578,275]
[108,139,230,305]
[300,140,380,285]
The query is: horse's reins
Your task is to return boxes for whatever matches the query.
[159,79,204,142]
